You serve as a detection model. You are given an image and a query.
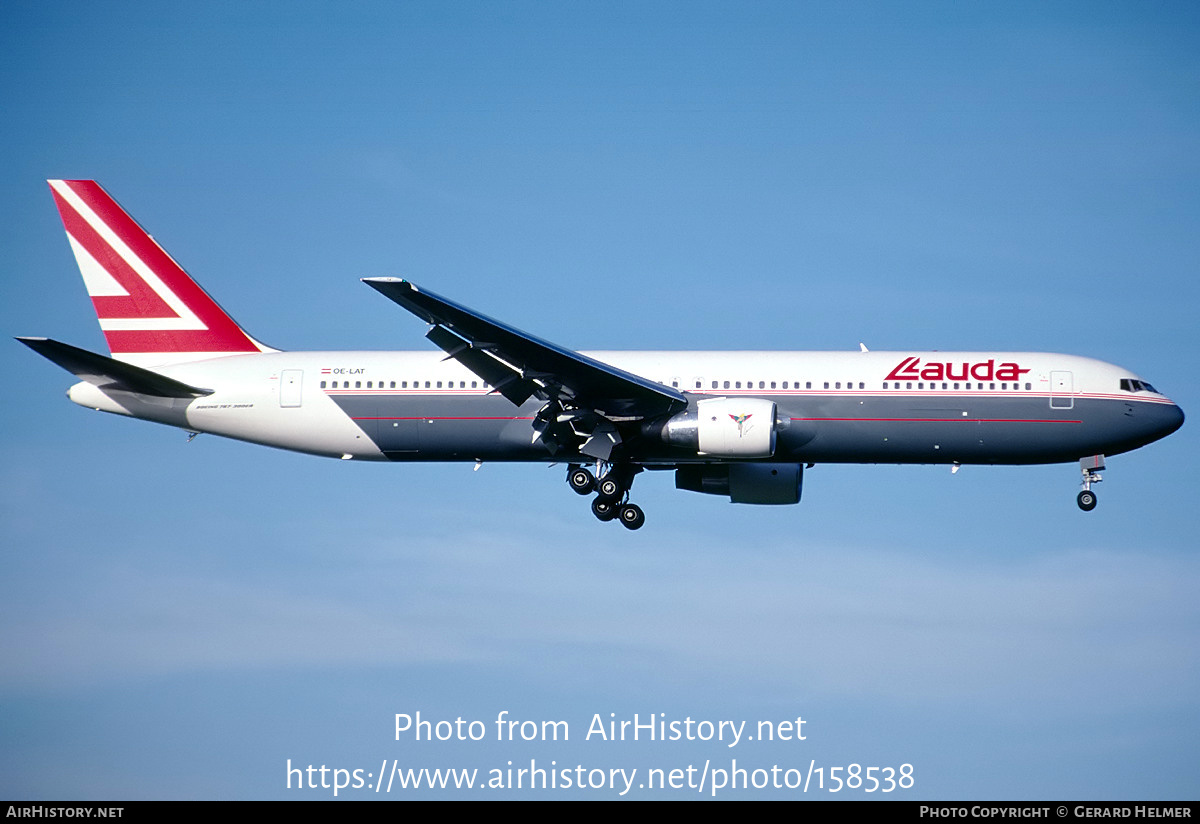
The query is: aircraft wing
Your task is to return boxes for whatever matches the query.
[362,278,687,419]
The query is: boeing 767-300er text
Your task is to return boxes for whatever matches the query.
[20,180,1184,529]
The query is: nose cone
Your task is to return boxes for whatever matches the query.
[1114,399,1185,455]
[1161,402,1185,439]
[1139,400,1185,446]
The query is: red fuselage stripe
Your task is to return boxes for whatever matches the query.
[790,417,1081,424]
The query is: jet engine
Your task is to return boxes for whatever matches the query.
[675,463,803,505]
[662,397,781,458]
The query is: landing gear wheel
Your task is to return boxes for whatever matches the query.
[1077,490,1097,511]
[568,467,596,495]
[597,477,623,502]
[618,503,645,530]
[591,498,617,522]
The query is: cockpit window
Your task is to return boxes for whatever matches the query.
[1120,378,1159,393]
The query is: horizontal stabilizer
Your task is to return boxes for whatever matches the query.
[16,337,213,398]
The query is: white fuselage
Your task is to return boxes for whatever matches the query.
[67,349,1183,467]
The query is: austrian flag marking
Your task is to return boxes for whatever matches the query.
[885,356,1030,383]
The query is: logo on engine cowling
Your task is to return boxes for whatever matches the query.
[729,413,753,437]
[885,356,1030,382]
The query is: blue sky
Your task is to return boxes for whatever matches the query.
[1,1,1197,799]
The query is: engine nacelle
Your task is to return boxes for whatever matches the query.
[663,397,778,458]
[675,463,803,505]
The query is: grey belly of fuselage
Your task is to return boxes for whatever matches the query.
[781,395,1174,465]
[329,392,1177,465]
[331,394,544,461]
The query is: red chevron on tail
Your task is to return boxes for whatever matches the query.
[48,180,273,365]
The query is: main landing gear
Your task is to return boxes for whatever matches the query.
[1077,455,1104,512]
[567,464,646,530]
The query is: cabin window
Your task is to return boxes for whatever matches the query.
[319,380,326,388]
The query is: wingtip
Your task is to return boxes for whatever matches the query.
[362,277,415,290]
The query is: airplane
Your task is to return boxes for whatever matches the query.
[20,180,1185,530]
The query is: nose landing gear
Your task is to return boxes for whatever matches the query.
[1077,455,1104,511]
[568,463,646,530]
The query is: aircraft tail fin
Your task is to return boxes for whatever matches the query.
[47,180,276,367]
